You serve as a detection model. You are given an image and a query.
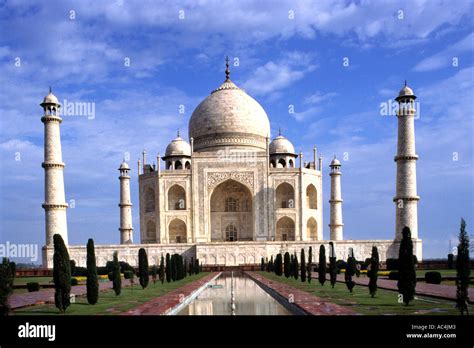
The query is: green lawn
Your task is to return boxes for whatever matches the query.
[257,272,470,315]
[415,269,459,277]
[14,273,209,315]
[14,277,53,285]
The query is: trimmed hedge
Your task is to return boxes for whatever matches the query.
[388,271,399,280]
[70,278,78,286]
[386,258,398,270]
[425,271,442,285]
[26,282,40,292]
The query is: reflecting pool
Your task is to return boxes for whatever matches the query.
[177,274,292,315]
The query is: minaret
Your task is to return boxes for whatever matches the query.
[394,82,419,240]
[118,160,133,244]
[41,88,68,245]
[329,155,343,240]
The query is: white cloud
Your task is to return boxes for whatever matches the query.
[304,91,338,105]
[413,33,474,72]
[242,51,317,97]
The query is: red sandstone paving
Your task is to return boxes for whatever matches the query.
[9,280,133,309]
[122,272,219,315]
[334,274,474,303]
[246,272,356,315]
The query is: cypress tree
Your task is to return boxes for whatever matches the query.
[269,255,274,273]
[184,259,187,278]
[70,260,76,277]
[159,255,165,284]
[345,249,356,293]
[138,248,149,289]
[53,234,72,313]
[275,254,283,276]
[112,251,121,296]
[261,257,265,271]
[290,254,294,278]
[368,246,379,298]
[284,252,291,278]
[397,227,416,305]
[189,257,194,276]
[170,254,177,281]
[86,238,99,305]
[194,258,200,274]
[0,258,16,315]
[294,253,299,280]
[165,253,171,283]
[318,245,327,286]
[151,265,158,285]
[307,246,313,283]
[329,242,337,288]
[300,249,306,282]
[177,255,183,280]
[265,257,270,272]
[456,218,470,315]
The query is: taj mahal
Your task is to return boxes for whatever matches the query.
[41,59,422,268]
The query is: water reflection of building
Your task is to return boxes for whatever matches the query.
[179,276,290,315]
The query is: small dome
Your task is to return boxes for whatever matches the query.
[269,135,295,155]
[330,156,341,166]
[119,161,130,170]
[165,135,191,157]
[42,91,59,105]
[396,82,416,100]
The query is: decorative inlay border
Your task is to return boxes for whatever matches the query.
[207,171,254,190]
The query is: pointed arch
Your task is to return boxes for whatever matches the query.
[276,182,295,208]
[169,218,186,243]
[307,217,317,240]
[145,188,155,213]
[306,184,317,209]
[168,184,186,210]
[146,220,156,239]
[276,216,295,241]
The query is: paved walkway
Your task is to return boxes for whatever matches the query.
[122,272,219,315]
[9,280,132,309]
[333,275,474,303]
[247,272,355,315]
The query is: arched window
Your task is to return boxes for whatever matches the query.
[168,185,186,210]
[175,160,182,170]
[270,160,276,168]
[276,217,295,241]
[225,197,238,212]
[225,224,238,241]
[146,220,155,239]
[276,183,294,208]
[307,217,317,240]
[278,158,286,168]
[166,161,172,169]
[145,188,155,213]
[169,219,186,243]
[185,161,191,170]
[289,159,294,168]
[306,184,317,209]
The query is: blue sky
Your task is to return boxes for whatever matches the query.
[0,0,472,260]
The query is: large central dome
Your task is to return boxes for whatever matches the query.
[188,63,270,152]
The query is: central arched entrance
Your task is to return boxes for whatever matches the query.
[210,179,253,241]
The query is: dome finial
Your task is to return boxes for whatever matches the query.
[404,80,407,87]
[225,56,230,81]
[49,86,52,93]
[177,128,180,138]
[278,127,282,136]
